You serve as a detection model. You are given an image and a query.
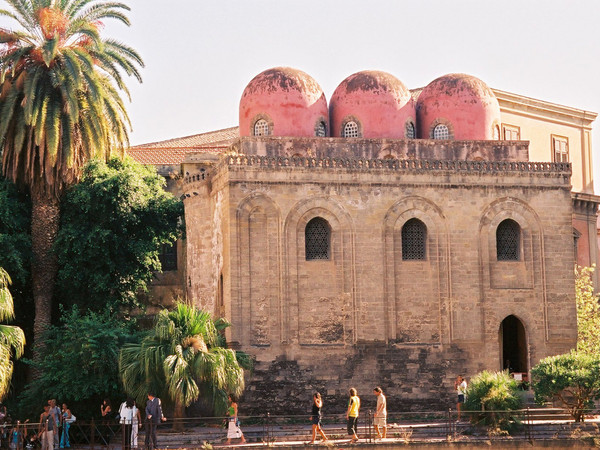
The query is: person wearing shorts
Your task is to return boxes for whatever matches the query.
[373,387,387,439]
[308,392,328,444]
[346,388,360,443]
[454,376,467,421]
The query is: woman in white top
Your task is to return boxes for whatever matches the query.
[119,397,138,450]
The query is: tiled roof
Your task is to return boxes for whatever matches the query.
[128,126,239,165]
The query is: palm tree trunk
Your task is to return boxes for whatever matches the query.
[173,400,186,432]
[30,192,60,374]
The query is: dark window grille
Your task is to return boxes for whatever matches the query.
[305,217,330,260]
[402,218,426,260]
[496,220,520,261]
[159,242,178,271]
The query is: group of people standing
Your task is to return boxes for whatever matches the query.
[116,393,166,450]
[38,399,75,450]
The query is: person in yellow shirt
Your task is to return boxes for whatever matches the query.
[346,388,360,442]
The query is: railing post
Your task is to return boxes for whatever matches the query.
[90,418,95,449]
[447,408,453,440]
[367,410,372,443]
[526,406,531,442]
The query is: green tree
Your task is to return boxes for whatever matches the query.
[575,265,600,356]
[464,370,522,430]
[0,0,143,360]
[0,268,26,399]
[19,305,137,418]
[119,303,247,420]
[55,157,183,311]
[531,351,600,422]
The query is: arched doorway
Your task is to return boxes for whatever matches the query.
[499,315,528,374]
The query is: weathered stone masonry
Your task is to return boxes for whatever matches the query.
[180,136,576,414]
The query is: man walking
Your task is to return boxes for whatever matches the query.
[145,393,166,450]
[39,404,56,450]
[373,387,387,439]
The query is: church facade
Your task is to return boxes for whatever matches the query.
[130,68,597,412]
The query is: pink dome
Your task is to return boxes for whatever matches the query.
[329,71,415,139]
[416,73,501,140]
[239,67,329,137]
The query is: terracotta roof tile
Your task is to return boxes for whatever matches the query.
[132,126,239,149]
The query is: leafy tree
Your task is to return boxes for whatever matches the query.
[575,265,600,356]
[119,303,247,421]
[19,305,137,419]
[0,0,143,360]
[55,157,183,311]
[464,370,522,430]
[0,268,26,399]
[531,351,600,422]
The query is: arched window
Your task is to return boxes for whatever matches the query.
[315,121,327,137]
[401,218,426,260]
[342,121,360,138]
[305,217,330,260]
[496,219,520,261]
[253,119,270,136]
[406,121,416,139]
[433,124,449,139]
[493,125,500,140]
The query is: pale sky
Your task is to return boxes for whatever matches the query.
[2,0,600,188]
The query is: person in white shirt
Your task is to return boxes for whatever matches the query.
[373,387,387,439]
[454,375,468,421]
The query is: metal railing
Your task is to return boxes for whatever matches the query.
[1,407,598,448]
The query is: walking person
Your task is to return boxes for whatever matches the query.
[225,395,246,445]
[144,393,166,450]
[49,400,61,448]
[373,387,387,439]
[131,399,141,449]
[308,392,328,444]
[454,375,468,421]
[346,388,360,443]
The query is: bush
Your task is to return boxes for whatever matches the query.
[464,370,523,430]
[531,351,600,422]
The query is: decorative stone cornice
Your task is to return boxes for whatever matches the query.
[572,192,600,216]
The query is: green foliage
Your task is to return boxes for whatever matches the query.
[464,370,522,430]
[0,267,26,400]
[19,305,138,420]
[0,177,31,288]
[575,265,600,356]
[119,303,248,417]
[55,157,184,311]
[531,351,600,422]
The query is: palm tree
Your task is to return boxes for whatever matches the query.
[0,267,26,399]
[0,0,143,361]
[119,303,247,422]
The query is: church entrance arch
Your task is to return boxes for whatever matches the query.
[499,315,528,376]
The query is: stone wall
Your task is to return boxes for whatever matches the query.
[181,137,576,414]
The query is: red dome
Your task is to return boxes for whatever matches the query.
[416,73,500,140]
[329,71,415,139]
[239,67,328,137]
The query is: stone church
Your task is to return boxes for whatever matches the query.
[129,68,598,413]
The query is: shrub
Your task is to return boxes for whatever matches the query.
[464,370,523,430]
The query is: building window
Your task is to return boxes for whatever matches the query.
[433,124,449,140]
[496,219,520,261]
[305,217,330,260]
[552,135,569,162]
[502,124,520,140]
[401,218,426,260]
[406,121,416,139]
[253,119,270,136]
[493,125,500,140]
[159,242,177,271]
[315,121,327,137]
[342,121,360,138]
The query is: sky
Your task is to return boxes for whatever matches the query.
[2,0,600,187]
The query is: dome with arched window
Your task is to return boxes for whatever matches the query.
[329,71,415,139]
[239,67,329,137]
[416,73,501,140]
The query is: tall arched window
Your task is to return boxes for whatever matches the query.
[342,121,360,138]
[402,218,426,260]
[315,121,327,137]
[253,119,270,136]
[305,217,331,260]
[496,219,520,261]
[433,124,450,139]
[406,121,416,139]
